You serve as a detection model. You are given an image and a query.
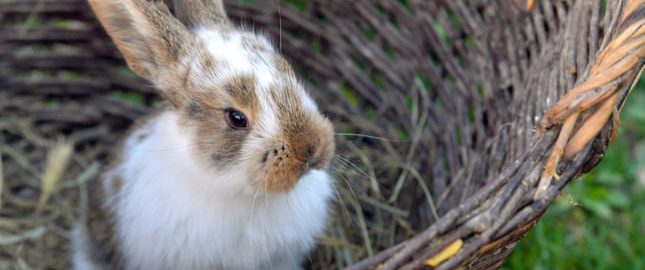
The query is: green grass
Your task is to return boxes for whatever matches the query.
[504,75,645,269]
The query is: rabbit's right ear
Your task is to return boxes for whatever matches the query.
[88,0,192,82]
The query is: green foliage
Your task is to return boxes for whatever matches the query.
[109,91,144,105]
[432,21,450,47]
[58,71,80,80]
[311,40,322,53]
[504,75,645,269]
[20,16,42,28]
[282,0,309,11]
[340,84,359,108]
[416,71,432,91]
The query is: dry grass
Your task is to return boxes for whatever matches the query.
[0,118,101,269]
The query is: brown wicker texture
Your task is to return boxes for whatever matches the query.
[0,0,643,269]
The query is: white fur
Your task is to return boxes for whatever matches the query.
[77,112,333,270]
[194,29,276,88]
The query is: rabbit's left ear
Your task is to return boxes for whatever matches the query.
[89,0,193,82]
[172,0,230,29]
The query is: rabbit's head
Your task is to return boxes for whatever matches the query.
[89,0,335,193]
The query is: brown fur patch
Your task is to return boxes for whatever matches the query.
[201,54,216,71]
[225,74,259,120]
[272,54,296,78]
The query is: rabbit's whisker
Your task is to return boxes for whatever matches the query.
[333,155,369,179]
[249,186,261,265]
[331,173,355,222]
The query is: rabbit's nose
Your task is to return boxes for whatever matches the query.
[305,142,333,170]
[293,122,335,172]
[267,143,310,167]
[287,136,332,170]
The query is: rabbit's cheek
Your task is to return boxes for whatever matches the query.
[204,129,248,168]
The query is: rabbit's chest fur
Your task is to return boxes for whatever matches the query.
[104,112,333,269]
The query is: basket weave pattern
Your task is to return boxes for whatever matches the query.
[0,0,643,269]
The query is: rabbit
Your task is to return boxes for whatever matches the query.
[71,0,336,269]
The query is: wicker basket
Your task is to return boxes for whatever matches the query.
[0,0,643,269]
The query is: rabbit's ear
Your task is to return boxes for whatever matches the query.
[88,0,192,81]
[173,0,230,29]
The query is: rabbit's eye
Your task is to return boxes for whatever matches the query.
[225,109,248,129]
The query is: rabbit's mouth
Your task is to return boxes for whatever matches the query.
[262,158,307,193]
[258,143,308,192]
